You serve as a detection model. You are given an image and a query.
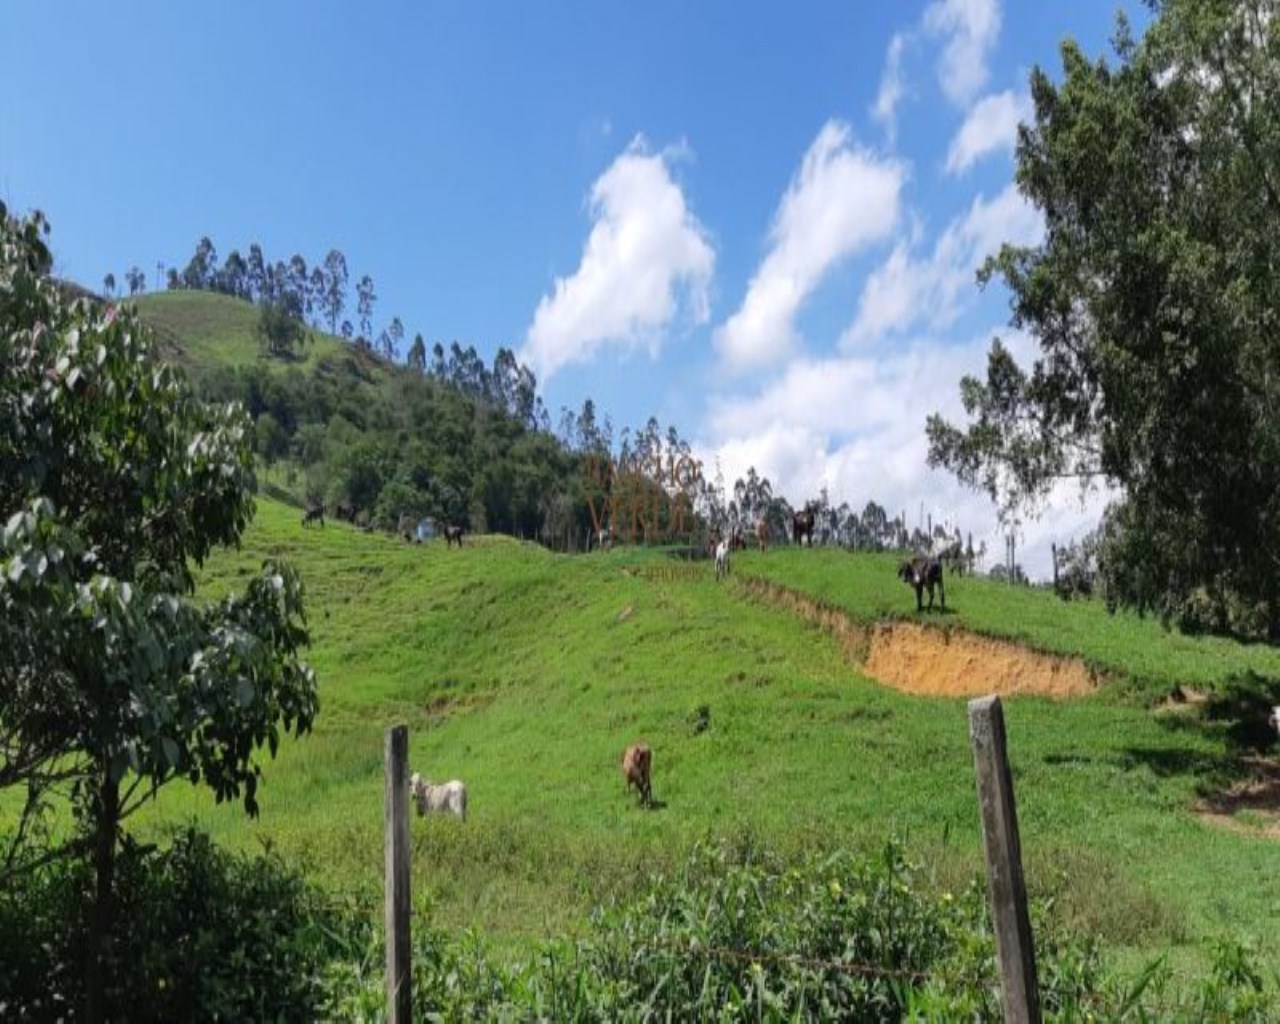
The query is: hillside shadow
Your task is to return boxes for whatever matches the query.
[1199,671,1280,754]
[908,604,958,618]
[1116,746,1237,789]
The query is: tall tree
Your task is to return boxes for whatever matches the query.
[322,249,348,332]
[287,254,308,311]
[181,236,217,290]
[407,332,427,373]
[125,266,145,296]
[356,274,376,342]
[308,266,326,326]
[102,272,115,297]
[246,243,266,301]
[386,316,405,361]
[926,0,1280,635]
[0,206,317,1021]
[221,248,249,299]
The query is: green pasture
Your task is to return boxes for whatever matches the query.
[743,547,1280,696]
[132,290,350,376]
[124,498,1280,978]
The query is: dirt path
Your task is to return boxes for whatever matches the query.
[740,578,1098,699]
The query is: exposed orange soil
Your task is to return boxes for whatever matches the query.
[865,621,1098,699]
[741,578,1097,700]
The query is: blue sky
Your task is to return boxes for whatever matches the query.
[2,1,1144,576]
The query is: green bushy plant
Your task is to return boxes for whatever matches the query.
[0,829,365,1023]
[318,838,1278,1022]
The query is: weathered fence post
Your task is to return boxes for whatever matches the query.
[968,695,1041,1024]
[384,724,412,1022]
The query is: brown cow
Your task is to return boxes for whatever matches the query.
[444,524,465,547]
[621,742,652,808]
[755,518,768,552]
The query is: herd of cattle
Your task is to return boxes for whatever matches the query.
[301,501,466,547]
[303,499,954,825]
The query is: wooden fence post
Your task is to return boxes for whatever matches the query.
[968,695,1041,1024]
[385,724,412,1022]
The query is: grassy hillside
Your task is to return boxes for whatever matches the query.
[745,549,1280,694]
[133,290,354,377]
[129,498,1280,976]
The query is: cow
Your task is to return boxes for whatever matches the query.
[792,507,815,547]
[444,524,465,547]
[898,556,945,612]
[301,503,324,528]
[621,742,652,808]
[1269,705,1280,738]
[409,772,467,821]
[334,501,356,523]
[715,538,730,582]
[755,518,768,552]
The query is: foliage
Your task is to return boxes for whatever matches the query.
[926,0,1280,637]
[317,838,1279,1021]
[0,828,365,1023]
[0,204,318,1018]
[255,293,306,358]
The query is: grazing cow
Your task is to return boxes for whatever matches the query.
[715,538,730,581]
[301,503,324,528]
[898,557,945,611]
[755,518,768,552]
[334,501,356,523]
[409,772,467,821]
[792,507,815,547]
[444,524,465,547]
[621,742,652,808]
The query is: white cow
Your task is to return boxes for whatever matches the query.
[409,772,467,821]
[714,539,730,581]
[1269,705,1280,738]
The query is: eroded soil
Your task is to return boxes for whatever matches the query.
[740,578,1098,699]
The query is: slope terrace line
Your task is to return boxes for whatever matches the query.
[735,577,1099,699]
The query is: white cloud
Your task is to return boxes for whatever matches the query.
[924,0,1001,107]
[945,89,1031,174]
[872,32,909,142]
[842,182,1041,346]
[521,136,714,382]
[713,121,905,373]
[699,326,1105,581]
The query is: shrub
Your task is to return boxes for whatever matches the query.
[0,829,365,1023]
[320,838,1279,1022]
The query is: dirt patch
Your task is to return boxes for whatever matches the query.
[1195,756,1280,838]
[865,621,1097,699]
[741,578,1097,700]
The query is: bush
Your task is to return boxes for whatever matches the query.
[0,829,365,1023]
[319,838,1279,1022]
